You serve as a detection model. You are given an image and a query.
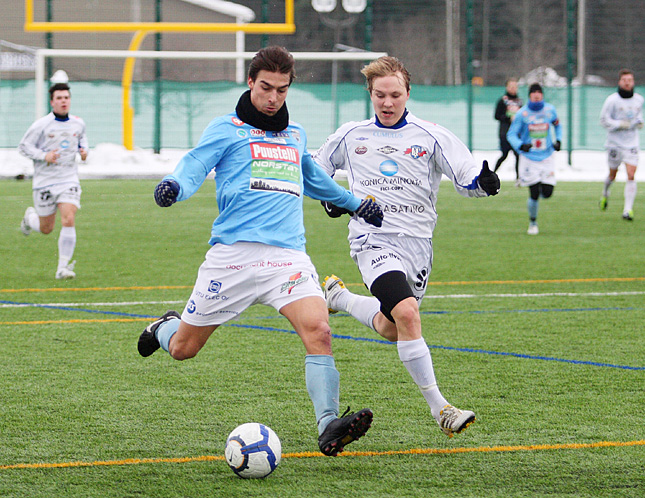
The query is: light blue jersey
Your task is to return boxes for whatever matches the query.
[507,103,562,162]
[165,112,360,252]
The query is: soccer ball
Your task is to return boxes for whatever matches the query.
[225,423,282,479]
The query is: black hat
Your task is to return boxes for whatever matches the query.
[529,83,543,94]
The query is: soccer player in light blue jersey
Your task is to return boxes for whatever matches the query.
[507,83,562,235]
[137,46,383,457]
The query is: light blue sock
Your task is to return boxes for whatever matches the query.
[156,318,180,352]
[527,198,539,222]
[305,355,340,435]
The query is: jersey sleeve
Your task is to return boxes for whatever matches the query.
[302,150,360,212]
[18,119,47,162]
[599,96,623,131]
[431,126,487,198]
[165,119,226,201]
[506,110,524,151]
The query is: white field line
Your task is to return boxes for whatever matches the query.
[0,300,186,308]
[1,291,644,308]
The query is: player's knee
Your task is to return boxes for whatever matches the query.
[390,298,421,329]
[541,185,554,198]
[168,341,200,361]
[371,271,415,324]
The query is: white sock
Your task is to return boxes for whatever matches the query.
[397,338,448,421]
[28,210,41,233]
[603,177,613,197]
[624,180,637,212]
[346,294,380,332]
[58,226,76,269]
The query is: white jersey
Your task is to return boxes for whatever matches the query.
[313,111,487,240]
[599,92,644,150]
[18,112,89,189]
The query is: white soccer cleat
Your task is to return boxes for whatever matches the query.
[322,274,347,314]
[55,260,76,280]
[438,404,476,438]
[21,207,37,236]
[527,223,539,235]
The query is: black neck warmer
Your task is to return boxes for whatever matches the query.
[506,92,518,99]
[235,90,289,131]
[618,87,634,99]
[53,112,69,121]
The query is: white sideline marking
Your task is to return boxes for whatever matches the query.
[422,291,645,300]
[1,292,644,308]
[0,300,185,308]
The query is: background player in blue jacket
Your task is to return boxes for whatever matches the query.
[507,83,562,235]
[137,46,383,457]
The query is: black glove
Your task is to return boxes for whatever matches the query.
[553,140,561,151]
[154,179,180,207]
[321,200,353,218]
[477,160,500,196]
[355,198,383,227]
[520,143,532,153]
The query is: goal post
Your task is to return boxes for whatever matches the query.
[34,49,388,149]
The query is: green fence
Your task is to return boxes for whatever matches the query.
[0,80,634,151]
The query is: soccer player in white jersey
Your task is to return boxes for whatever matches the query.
[313,56,500,438]
[599,69,644,220]
[19,82,89,279]
[137,47,384,457]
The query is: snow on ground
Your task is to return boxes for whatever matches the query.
[1,143,645,182]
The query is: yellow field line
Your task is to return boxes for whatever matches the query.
[1,277,644,294]
[2,440,643,470]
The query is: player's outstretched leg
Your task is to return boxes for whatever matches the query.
[438,404,476,438]
[138,310,181,357]
[318,407,373,456]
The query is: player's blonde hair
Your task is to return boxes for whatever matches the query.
[361,56,411,93]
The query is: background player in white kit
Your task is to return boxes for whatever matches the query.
[19,82,88,279]
[599,69,644,220]
[314,56,500,438]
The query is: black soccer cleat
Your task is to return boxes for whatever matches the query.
[318,407,373,456]
[137,310,181,357]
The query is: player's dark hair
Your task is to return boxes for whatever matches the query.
[247,46,296,85]
[49,82,70,100]
[619,68,633,79]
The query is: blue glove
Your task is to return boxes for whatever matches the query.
[154,179,180,207]
[321,200,353,218]
[355,198,383,227]
[477,160,500,196]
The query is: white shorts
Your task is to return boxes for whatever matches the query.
[33,182,82,216]
[518,155,556,187]
[181,242,324,326]
[607,147,640,169]
[349,233,432,302]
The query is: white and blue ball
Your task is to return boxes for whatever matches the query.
[225,423,281,479]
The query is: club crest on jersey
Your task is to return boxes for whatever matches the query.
[280,272,308,294]
[404,145,428,159]
[208,280,222,293]
[355,146,368,155]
